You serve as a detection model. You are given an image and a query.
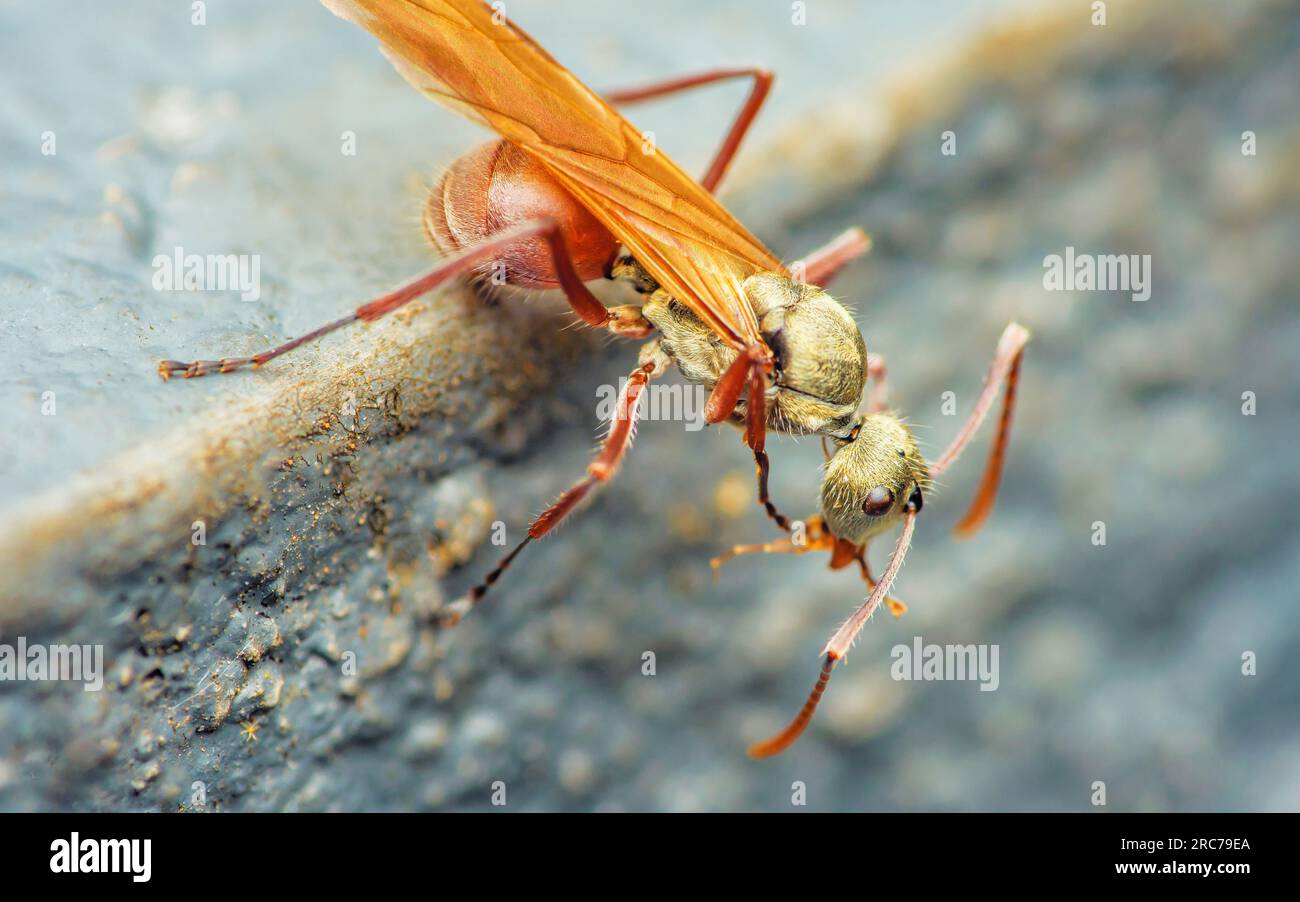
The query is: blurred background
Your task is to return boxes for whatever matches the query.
[0,0,1296,811]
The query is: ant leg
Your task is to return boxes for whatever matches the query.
[928,322,1030,537]
[710,537,812,575]
[797,228,872,288]
[445,343,669,625]
[745,362,804,534]
[744,358,798,534]
[748,507,918,758]
[866,352,889,413]
[752,447,794,533]
[710,516,834,581]
[703,347,795,533]
[854,551,907,617]
[704,346,758,424]
[159,218,645,380]
[605,68,773,193]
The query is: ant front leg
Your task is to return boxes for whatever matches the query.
[445,341,671,625]
[852,548,908,618]
[711,515,907,616]
[748,506,920,759]
[710,515,835,581]
[158,218,647,380]
[703,346,796,533]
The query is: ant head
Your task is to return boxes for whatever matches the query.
[820,413,929,545]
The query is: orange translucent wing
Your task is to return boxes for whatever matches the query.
[323,0,783,350]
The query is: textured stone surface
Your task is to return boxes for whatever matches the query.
[0,0,1296,812]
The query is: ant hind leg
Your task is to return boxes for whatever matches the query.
[605,67,774,193]
[159,219,648,380]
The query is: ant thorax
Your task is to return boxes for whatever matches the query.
[636,271,868,438]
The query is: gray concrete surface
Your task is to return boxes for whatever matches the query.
[0,0,1296,811]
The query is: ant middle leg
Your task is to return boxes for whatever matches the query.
[866,352,888,413]
[796,227,872,289]
[445,340,672,626]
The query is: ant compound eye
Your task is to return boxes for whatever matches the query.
[862,486,895,517]
[907,485,924,513]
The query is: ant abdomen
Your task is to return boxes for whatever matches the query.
[423,139,618,289]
